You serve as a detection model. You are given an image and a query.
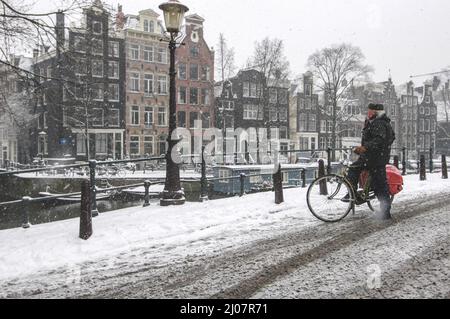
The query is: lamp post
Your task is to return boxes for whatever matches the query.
[159,0,189,206]
[38,131,47,160]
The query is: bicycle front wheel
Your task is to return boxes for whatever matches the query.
[307,175,354,222]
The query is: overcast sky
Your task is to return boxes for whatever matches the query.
[34,0,450,84]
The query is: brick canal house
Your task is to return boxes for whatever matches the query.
[175,14,215,156]
[32,1,126,161]
[117,7,170,158]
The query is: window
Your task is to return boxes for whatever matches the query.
[92,39,103,55]
[149,21,155,33]
[309,114,316,131]
[77,134,86,154]
[425,119,430,132]
[156,48,167,63]
[130,136,140,155]
[298,115,306,132]
[202,113,210,128]
[190,64,199,80]
[425,107,430,116]
[144,46,154,62]
[144,107,153,128]
[243,105,263,120]
[269,108,277,121]
[178,111,186,128]
[96,134,107,154]
[75,58,87,75]
[305,84,312,96]
[279,108,288,121]
[109,41,119,57]
[279,90,288,104]
[390,104,396,117]
[129,44,139,60]
[190,112,198,128]
[130,73,140,92]
[144,19,149,32]
[74,36,86,52]
[92,84,104,101]
[108,109,120,127]
[178,86,187,104]
[157,75,167,94]
[243,82,250,97]
[425,96,431,103]
[144,74,154,95]
[92,60,103,77]
[320,120,327,133]
[299,137,309,150]
[320,137,326,150]
[419,119,424,132]
[190,46,199,58]
[144,136,154,155]
[201,88,210,105]
[93,21,102,34]
[108,84,119,101]
[108,61,119,79]
[158,107,167,126]
[269,88,277,103]
[420,106,425,115]
[131,106,140,125]
[201,66,210,81]
[178,63,187,80]
[190,87,198,105]
[218,169,230,183]
[280,126,288,139]
[45,66,52,80]
[92,108,104,127]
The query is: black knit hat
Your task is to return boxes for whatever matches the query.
[368,103,384,111]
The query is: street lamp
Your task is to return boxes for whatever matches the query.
[159,0,189,206]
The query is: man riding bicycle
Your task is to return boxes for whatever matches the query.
[343,103,396,220]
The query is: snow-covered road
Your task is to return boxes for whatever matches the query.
[0,173,449,298]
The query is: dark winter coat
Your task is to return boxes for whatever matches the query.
[360,113,395,168]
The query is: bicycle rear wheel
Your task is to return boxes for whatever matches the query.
[307,175,354,222]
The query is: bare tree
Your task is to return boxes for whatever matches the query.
[248,37,290,85]
[307,43,373,159]
[216,33,235,82]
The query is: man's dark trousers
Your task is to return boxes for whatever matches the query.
[347,159,392,219]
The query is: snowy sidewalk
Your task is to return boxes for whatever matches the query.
[0,173,449,282]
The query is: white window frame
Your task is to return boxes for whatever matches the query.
[131,105,140,126]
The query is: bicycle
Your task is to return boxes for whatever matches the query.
[306,164,395,223]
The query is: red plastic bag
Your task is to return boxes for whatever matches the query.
[386,165,403,195]
[358,165,403,196]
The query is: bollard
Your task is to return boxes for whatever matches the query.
[89,160,99,217]
[301,169,306,188]
[318,159,328,195]
[393,155,399,169]
[326,148,332,174]
[429,148,434,173]
[79,180,93,240]
[420,155,426,181]
[239,173,246,197]
[143,180,151,207]
[442,155,448,179]
[21,196,31,229]
[200,146,209,202]
[402,148,407,176]
[273,164,284,204]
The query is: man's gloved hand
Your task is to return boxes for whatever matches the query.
[354,146,367,155]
